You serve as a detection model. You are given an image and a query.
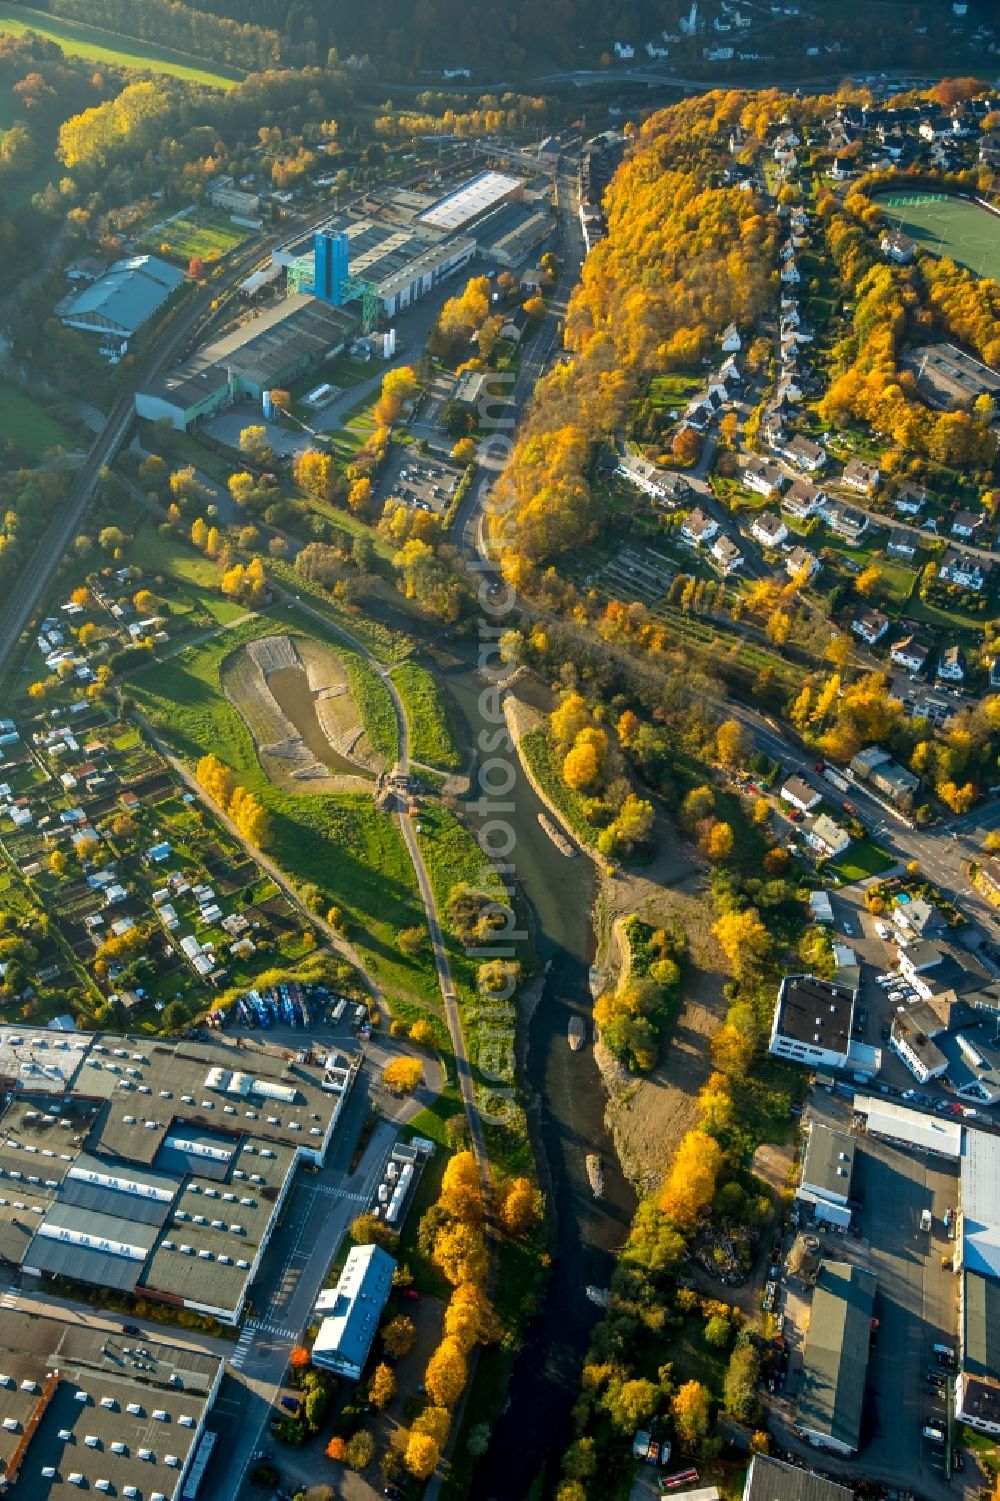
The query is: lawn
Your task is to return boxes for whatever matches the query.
[126,523,249,627]
[0,385,71,457]
[0,3,243,87]
[827,839,894,885]
[138,210,251,263]
[391,660,462,772]
[875,191,1000,281]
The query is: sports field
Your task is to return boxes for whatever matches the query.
[138,210,251,263]
[0,3,242,88]
[878,192,1000,281]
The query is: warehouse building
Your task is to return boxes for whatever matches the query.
[797,1123,855,1227]
[795,1259,876,1455]
[742,1455,854,1501]
[135,294,357,431]
[0,1027,358,1325]
[956,1268,1000,1433]
[419,169,523,231]
[311,1243,396,1379]
[0,1309,222,1499]
[56,255,186,353]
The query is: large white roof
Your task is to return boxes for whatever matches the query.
[962,1129,1000,1279]
[855,1095,962,1156]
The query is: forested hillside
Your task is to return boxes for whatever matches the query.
[489,93,778,581]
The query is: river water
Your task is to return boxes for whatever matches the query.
[437,653,636,1500]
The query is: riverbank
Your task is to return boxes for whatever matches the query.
[503,687,731,1193]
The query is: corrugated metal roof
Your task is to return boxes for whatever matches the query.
[58,256,185,336]
[312,1243,396,1375]
[795,1259,875,1451]
[962,1129,1000,1278]
[855,1095,962,1156]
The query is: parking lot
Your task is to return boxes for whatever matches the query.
[771,1090,963,1498]
[379,444,465,517]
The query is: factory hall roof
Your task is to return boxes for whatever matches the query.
[0,1311,221,1499]
[57,256,184,336]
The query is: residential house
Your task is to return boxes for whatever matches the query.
[841,457,880,495]
[783,477,825,519]
[852,607,890,646]
[616,454,688,506]
[880,229,916,263]
[780,433,827,471]
[893,897,945,939]
[721,322,742,353]
[940,550,988,592]
[712,534,744,575]
[680,508,719,547]
[937,644,964,683]
[809,814,851,857]
[887,527,917,560]
[825,502,869,544]
[743,460,785,498]
[952,509,983,540]
[786,545,820,580]
[781,776,821,813]
[894,483,926,515]
[890,635,929,674]
[890,1002,948,1083]
[780,258,800,284]
[980,130,1000,167]
[499,306,529,343]
[752,512,789,548]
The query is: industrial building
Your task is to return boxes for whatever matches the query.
[742,1455,853,1501]
[56,256,186,353]
[0,1026,358,1325]
[279,220,476,322]
[795,1259,876,1455]
[418,170,523,231]
[311,1243,396,1380]
[769,975,858,1072]
[0,1310,222,1499]
[797,1123,855,1227]
[134,294,357,432]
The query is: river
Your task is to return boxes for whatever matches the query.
[436,651,636,1500]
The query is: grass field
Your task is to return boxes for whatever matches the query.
[129,609,438,1012]
[0,385,70,457]
[0,3,243,88]
[138,211,251,263]
[877,192,1000,281]
[391,661,462,772]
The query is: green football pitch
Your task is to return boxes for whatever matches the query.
[878,192,1000,281]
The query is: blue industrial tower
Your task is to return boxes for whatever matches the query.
[313,230,349,305]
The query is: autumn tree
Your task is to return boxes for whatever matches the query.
[404,1432,440,1480]
[425,1337,467,1408]
[196,753,234,808]
[239,425,272,464]
[439,1151,483,1224]
[289,1344,311,1372]
[715,719,746,767]
[712,907,771,977]
[381,1315,416,1359]
[658,1130,723,1228]
[499,1177,541,1238]
[383,1057,423,1095]
[325,1436,347,1462]
[368,1362,396,1410]
[433,1220,488,1287]
[672,1379,711,1450]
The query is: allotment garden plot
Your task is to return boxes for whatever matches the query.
[0,710,307,1030]
[876,192,1000,281]
[222,632,383,795]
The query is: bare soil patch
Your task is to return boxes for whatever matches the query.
[595,821,731,1192]
[222,633,381,794]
